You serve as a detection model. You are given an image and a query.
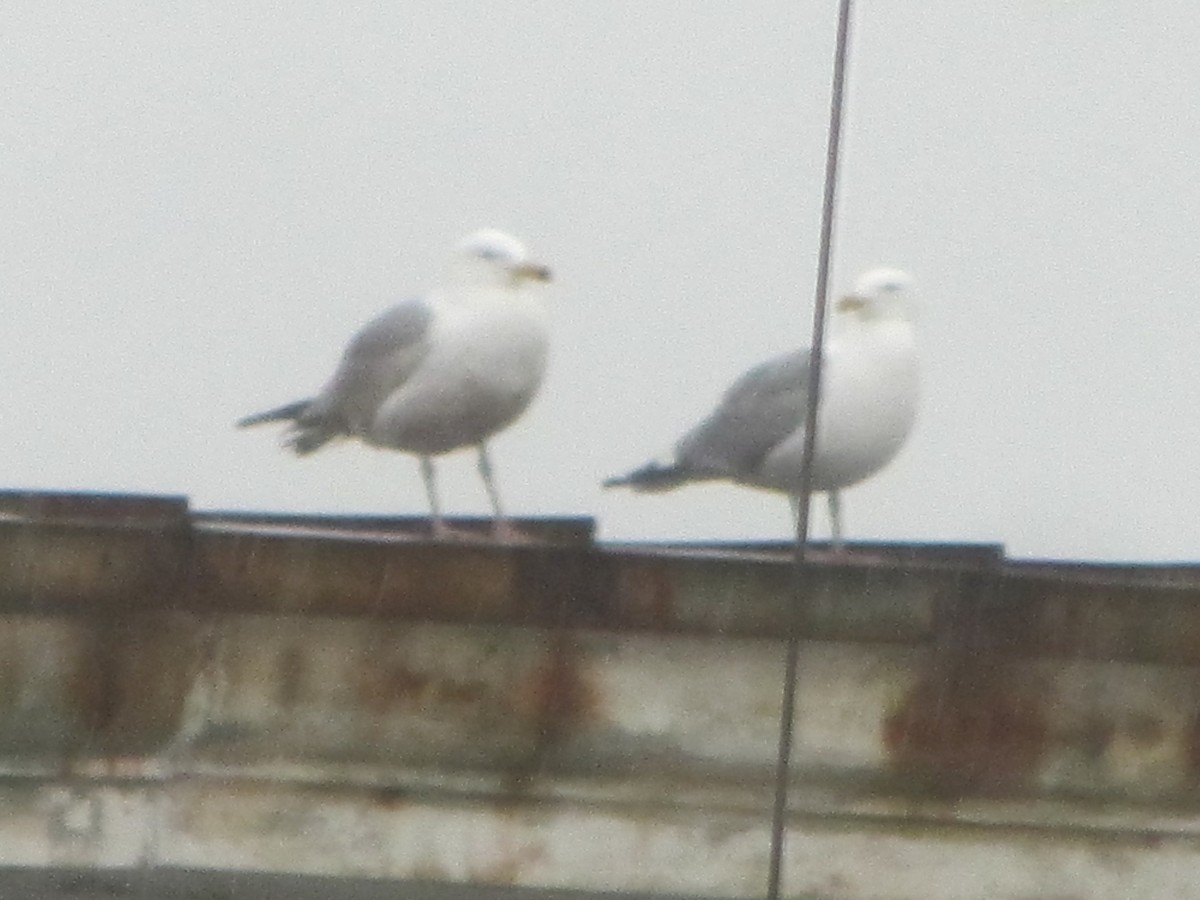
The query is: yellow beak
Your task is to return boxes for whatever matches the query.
[512,262,553,283]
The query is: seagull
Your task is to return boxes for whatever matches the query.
[605,268,919,548]
[238,228,553,540]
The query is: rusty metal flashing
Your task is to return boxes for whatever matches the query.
[0,491,1197,657]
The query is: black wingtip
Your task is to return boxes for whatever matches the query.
[236,399,311,430]
[603,462,688,492]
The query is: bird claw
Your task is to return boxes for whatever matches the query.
[425,519,540,545]
[803,544,892,566]
[428,520,478,542]
[488,520,540,545]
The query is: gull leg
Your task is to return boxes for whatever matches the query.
[420,456,451,540]
[790,494,842,560]
[828,491,844,552]
[477,443,504,521]
[478,444,529,543]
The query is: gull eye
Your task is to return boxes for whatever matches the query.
[475,246,504,262]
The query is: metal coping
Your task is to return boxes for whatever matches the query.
[0,488,1197,587]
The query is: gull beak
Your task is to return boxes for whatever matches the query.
[836,295,867,314]
[511,262,553,283]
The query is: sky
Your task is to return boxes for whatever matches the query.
[2,1,1197,562]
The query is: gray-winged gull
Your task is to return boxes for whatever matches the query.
[238,228,553,539]
[605,267,918,546]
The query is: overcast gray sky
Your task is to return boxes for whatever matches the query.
[3,1,1197,561]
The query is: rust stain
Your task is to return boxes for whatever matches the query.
[70,626,120,736]
[1078,715,1115,761]
[505,635,601,785]
[369,785,412,809]
[68,616,200,751]
[356,661,483,715]
[1125,712,1168,746]
[516,637,598,736]
[275,645,306,709]
[615,559,677,628]
[1186,710,1200,777]
[883,662,1048,795]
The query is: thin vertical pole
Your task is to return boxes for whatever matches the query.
[765,0,855,897]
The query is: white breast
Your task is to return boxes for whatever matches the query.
[754,320,918,493]
[367,289,550,455]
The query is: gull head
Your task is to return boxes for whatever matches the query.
[836,267,915,320]
[448,229,553,288]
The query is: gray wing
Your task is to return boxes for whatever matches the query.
[237,297,434,455]
[309,296,435,433]
[674,349,810,478]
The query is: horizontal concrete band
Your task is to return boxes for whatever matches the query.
[4,778,1200,900]
[2,614,1200,809]
[1,510,1199,662]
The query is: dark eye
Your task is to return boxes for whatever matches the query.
[475,246,504,262]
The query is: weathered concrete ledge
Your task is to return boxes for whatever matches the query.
[1,490,1199,900]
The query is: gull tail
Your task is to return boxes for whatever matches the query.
[603,461,694,492]
[236,399,339,456]
[237,400,312,429]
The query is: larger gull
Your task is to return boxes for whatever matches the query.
[238,228,553,539]
[605,267,918,546]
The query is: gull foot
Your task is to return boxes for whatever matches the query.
[429,519,480,542]
[489,520,544,545]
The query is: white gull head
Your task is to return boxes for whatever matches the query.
[447,228,553,289]
[836,267,916,323]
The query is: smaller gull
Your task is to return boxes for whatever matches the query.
[605,268,919,547]
[238,228,553,539]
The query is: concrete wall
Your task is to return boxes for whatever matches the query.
[1,491,1199,899]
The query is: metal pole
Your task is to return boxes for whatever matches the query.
[765,0,855,896]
